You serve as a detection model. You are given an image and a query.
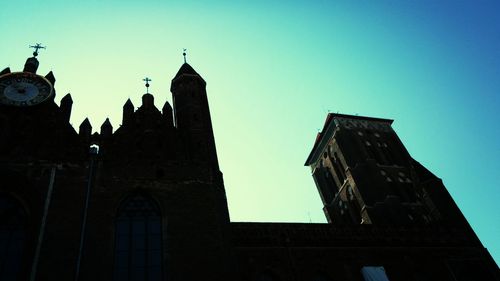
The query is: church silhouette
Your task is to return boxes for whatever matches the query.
[0,49,498,281]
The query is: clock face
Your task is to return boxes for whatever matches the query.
[0,72,53,106]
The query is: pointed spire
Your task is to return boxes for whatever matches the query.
[125,98,133,105]
[0,67,10,76]
[80,118,91,129]
[60,93,73,123]
[123,98,134,125]
[61,93,72,103]
[171,62,206,91]
[162,101,173,127]
[162,101,172,114]
[45,71,56,85]
[79,118,92,142]
[173,63,200,80]
[100,118,113,138]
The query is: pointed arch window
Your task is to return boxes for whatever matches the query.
[113,195,162,281]
[0,194,27,281]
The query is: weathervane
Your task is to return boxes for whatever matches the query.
[143,77,152,94]
[29,43,46,57]
[183,48,187,63]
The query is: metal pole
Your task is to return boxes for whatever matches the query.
[30,165,57,281]
[74,149,97,281]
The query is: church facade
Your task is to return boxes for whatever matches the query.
[0,54,498,281]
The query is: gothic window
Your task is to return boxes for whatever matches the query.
[0,194,27,281]
[332,152,346,182]
[364,140,379,162]
[312,168,336,204]
[346,185,362,224]
[113,195,162,281]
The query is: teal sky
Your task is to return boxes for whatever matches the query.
[1,1,499,264]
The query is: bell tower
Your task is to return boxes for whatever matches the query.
[305,113,467,226]
[170,61,219,172]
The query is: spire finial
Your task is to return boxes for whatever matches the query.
[183,48,187,63]
[29,43,46,57]
[143,77,152,94]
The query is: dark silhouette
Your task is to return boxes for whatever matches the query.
[0,51,498,281]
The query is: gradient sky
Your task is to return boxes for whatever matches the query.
[1,1,499,264]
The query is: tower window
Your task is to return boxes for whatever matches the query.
[332,152,346,182]
[346,185,362,224]
[365,140,381,163]
[113,195,162,281]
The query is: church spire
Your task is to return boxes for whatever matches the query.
[100,118,113,138]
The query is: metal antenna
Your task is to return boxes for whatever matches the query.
[29,43,46,57]
[143,77,152,94]
[183,48,187,63]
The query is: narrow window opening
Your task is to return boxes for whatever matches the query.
[113,195,162,281]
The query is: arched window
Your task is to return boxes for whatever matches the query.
[113,195,162,281]
[347,185,362,224]
[0,194,27,281]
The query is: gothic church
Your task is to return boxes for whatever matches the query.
[0,52,498,281]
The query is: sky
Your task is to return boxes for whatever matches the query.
[1,0,499,264]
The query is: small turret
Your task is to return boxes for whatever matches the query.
[79,118,92,143]
[123,99,134,125]
[0,67,10,76]
[162,101,173,127]
[60,94,73,123]
[23,43,46,74]
[170,62,218,168]
[100,118,113,138]
[23,57,39,73]
[142,93,154,110]
[45,71,56,86]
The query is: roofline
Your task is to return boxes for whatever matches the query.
[328,113,393,124]
[304,113,394,166]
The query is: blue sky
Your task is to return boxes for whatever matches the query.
[1,1,499,264]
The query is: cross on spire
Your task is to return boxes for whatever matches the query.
[29,43,46,57]
[183,48,187,63]
[143,77,152,94]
